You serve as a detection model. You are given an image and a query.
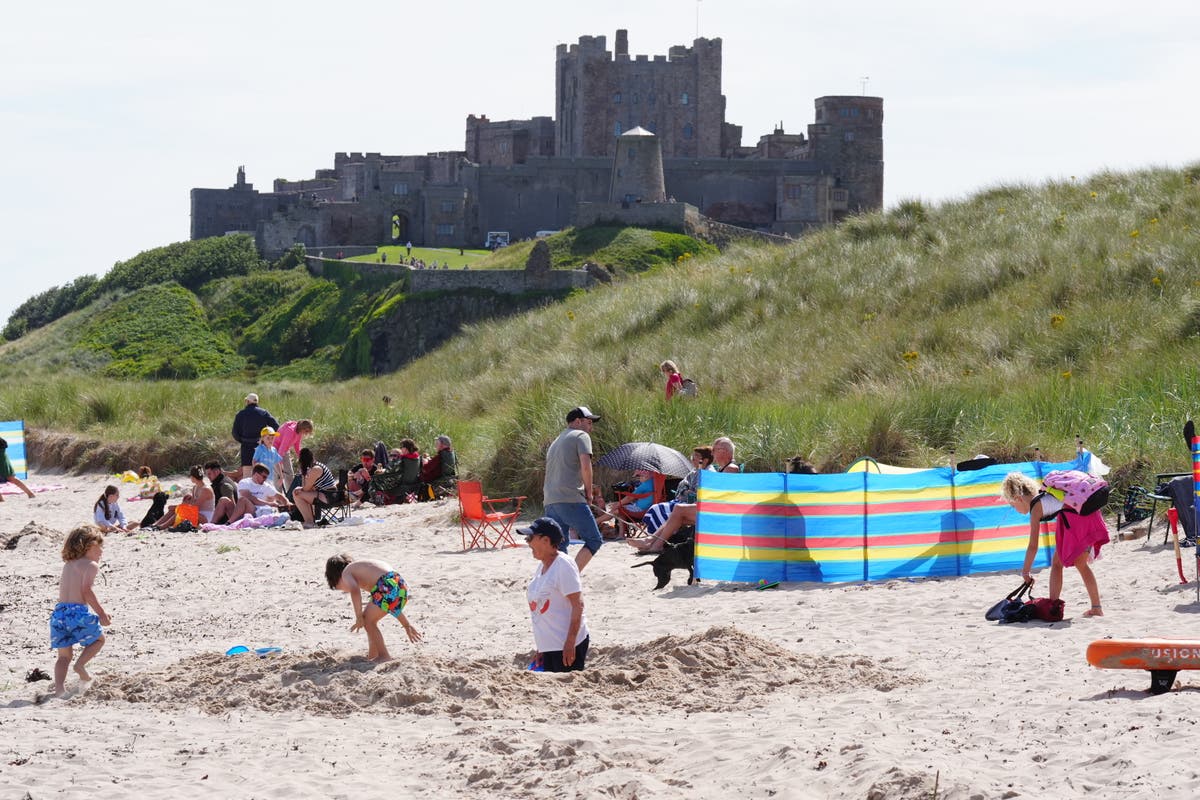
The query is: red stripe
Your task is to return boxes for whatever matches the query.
[697,524,1028,549]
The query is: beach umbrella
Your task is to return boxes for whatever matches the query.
[596,442,692,478]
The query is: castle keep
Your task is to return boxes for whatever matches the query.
[190,30,883,255]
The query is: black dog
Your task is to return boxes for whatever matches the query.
[139,491,168,529]
[632,527,696,590]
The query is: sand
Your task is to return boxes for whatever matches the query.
[2,470,1200,798]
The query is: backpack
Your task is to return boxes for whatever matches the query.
[1041,470,1110,516]
[678,377,698,398]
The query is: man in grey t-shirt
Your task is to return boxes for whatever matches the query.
[543,406,603,572]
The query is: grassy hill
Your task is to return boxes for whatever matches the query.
[2,166,1199,501]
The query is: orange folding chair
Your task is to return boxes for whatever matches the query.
[458,480,525,549]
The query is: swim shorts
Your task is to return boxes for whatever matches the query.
[369,572,409,619]
[49,602,102,650]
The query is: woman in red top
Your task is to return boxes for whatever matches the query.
[660,360,683,400]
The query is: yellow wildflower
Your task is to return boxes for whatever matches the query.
[1050,314,1065,329]
[566,311,575,321]
[1061,370,1072,380]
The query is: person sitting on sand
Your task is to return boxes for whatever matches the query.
[325,553,422,662]
[50,526,111,696]
[136,466,162,499]
[229,463,290,521]
[153,466,215,529]
[346,449,377,506]
[418,435,457,493]
[93,485,136,532]
[0,437,35,501]
[1001,471,1109,618]
[206,460,239,524]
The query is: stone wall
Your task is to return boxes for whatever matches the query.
[574,201,697,231]
[360,291,572,374]
[304,255,591,295]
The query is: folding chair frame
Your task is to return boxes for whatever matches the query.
[459,480,525,549]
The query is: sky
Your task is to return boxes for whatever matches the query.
[2,0,1198,324]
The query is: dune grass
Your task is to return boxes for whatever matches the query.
[2,166,1200,501]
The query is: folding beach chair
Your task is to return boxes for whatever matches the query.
[612,473,672,539]
[315,469,353,526]
[458,480,524,549]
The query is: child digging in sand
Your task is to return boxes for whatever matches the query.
[325,554,422,661]
[1001,472,1109,618]
[50,526,111,695]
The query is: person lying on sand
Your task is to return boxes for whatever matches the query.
[325,554,422,662]
[50,526,111,695]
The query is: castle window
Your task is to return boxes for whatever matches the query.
[613,92,622,104]
[614,121,623,136]
[648,93,656,106]
[680,92,689,105]
[843,131,856,142]
[498,141,509,154]
[816,108,824,121]
[392,182,408,196]
[786,186,803,200]
[436,223,454,235]
[633,93,639,104]
[683,123,693,140]
[440,200,457,212]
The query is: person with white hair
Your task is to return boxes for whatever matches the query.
[231,392,278,480]
[419,434,458,493]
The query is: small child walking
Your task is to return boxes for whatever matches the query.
[1001,472,1110,617]
[325,554,421,662]
[50,526,111,695]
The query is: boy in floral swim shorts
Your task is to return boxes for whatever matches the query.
[50,526,112,695]
[325,553,422,662]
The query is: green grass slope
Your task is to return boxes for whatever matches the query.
[2,167,1199,499]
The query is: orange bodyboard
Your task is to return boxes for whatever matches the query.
[1086,639,1200,671]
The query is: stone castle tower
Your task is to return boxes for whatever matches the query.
[555,29,736,159]
[609,127,666,203]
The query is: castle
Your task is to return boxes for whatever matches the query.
[190,30,883,256]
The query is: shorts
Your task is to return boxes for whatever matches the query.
[49,603,102,650]
[239,442,256,467]
[370,572,410,619]
[544,502,603,555]
[541,635,590,673]
[252,504,279,518]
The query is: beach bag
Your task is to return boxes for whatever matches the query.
[174,502,200,527]
[678,377,698,398]
[1042,470,1110,516]
[1030,597,1065,622]
[985,580,1032,621]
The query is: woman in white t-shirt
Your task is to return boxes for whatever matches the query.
[522,517,590,672]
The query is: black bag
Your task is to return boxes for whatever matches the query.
[985,580,1033,622]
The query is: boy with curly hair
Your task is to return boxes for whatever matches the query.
[50,526,111,695]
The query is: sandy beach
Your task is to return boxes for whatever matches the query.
[3,470,1200,798]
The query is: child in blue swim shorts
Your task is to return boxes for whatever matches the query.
[50,526,112,695]
[325,553,421,662]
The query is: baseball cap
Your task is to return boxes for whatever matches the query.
[260,426,277,437]
[245,392,259,403]
[517,517,563,546]
[566,406,601,423]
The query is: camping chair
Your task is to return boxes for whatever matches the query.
[612,473,671,539]
[458,480,525,549]
[314,470,353,527]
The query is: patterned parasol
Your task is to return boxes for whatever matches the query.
[596,442,692,478]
